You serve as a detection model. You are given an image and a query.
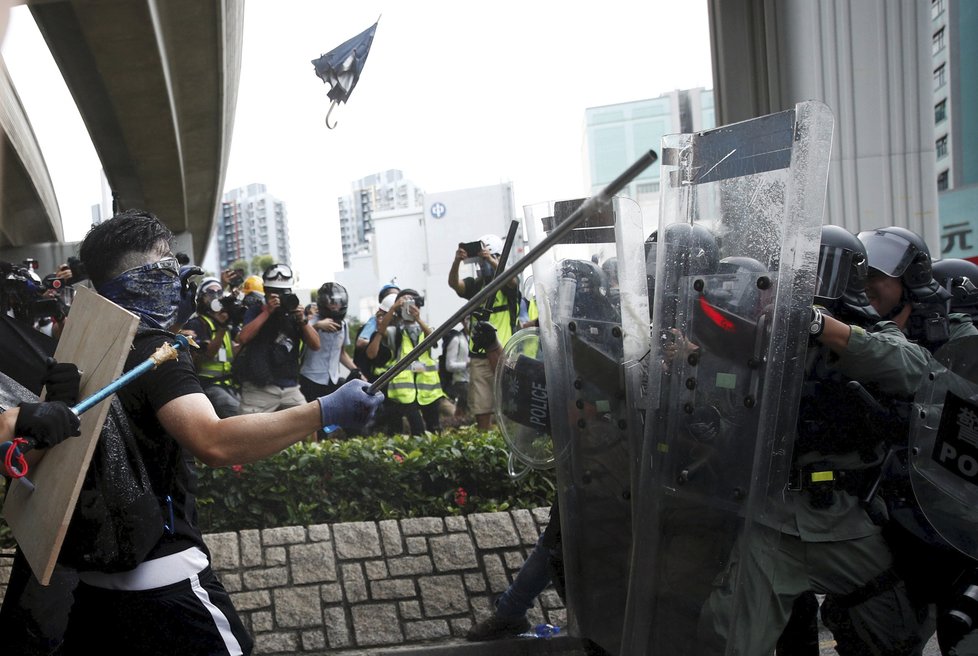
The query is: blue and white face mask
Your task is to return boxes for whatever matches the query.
[97,257,181,330]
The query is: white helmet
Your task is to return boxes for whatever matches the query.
[479,234,503,257]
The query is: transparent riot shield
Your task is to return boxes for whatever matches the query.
[495,327,554,473]
[909,334,978,560]
[522,196,649,655]
[621,101,834,655]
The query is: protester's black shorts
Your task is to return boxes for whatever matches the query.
[61,566,253,655]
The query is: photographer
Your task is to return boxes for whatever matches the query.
[235,263,320,413]
[448,234,520,430]
[368,288,446,435]
[299,282,364,437]
[183,277,243,418]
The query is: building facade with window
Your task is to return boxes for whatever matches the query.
[216,183,292,270]
[933,0,978,263]
[337,170,424,268]
[584,88,715,233]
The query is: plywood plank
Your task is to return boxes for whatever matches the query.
[3,286,139,584]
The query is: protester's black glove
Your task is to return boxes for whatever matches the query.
[15,401,81,449]
[176,266,203,326]
[42,357,81,405]
[471,321,498,352]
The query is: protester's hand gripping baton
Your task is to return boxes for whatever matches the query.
[368,149,658,395]
[2,334,194,488]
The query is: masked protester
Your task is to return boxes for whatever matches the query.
[55,209,381,655]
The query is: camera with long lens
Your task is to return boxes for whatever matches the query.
[280,293,300,313]
[210,294,247,325]
[0,260,53,321]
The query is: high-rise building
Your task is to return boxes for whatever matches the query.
[584,88,715,231]
[932,0,978,263]
[216,183,291,270]
[338,170,424,267]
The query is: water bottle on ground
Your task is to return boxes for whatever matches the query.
[519,623,561,639]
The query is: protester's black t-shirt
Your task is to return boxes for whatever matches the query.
[116,331,208,561]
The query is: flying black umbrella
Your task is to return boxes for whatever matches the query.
[311,19,379,129]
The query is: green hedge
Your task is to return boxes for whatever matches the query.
[196,427,555,532]
[0,428,554,549]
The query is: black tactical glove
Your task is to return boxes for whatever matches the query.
[471,321,498,352]
[15,401,81,449]
[42,357,81,405]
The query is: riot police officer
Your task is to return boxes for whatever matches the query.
[829,229,978,656]
[933,258,978,322]
[698,224,931,656]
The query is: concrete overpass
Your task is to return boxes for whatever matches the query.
[0,0,243,267]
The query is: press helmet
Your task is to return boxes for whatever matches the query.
[817,225,879,323]
[241,275,264,296]
[262,263,294,292]
[932,258,978,317]
[194,277,222,313]
[317,282,349,321]
[479,234,504,257]
[857,226,949,304]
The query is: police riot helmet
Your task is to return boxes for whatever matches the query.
[658,222,720,276]
[317,282,349,321]
[714,256,768,317]
[817,225,879,323]
[857,226,949,304]
[933,258,978,316]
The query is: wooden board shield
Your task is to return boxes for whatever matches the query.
[2,286,138,584]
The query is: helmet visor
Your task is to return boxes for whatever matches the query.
[858,230,917,278]
[815,245,859,300]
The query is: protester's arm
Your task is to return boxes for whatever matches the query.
[449,247,467,296]
[157,383,381,467]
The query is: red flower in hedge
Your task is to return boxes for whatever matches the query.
[454,487,468,507]
[393,453,404,463]
[231,464,243,476]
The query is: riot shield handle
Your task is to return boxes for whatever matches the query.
[367,149,658,394]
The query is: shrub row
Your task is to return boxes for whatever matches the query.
[0,428,554,549]
[195,426,555,533]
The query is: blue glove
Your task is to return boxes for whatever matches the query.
[176,266,203,326]
[317,380,384,430]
